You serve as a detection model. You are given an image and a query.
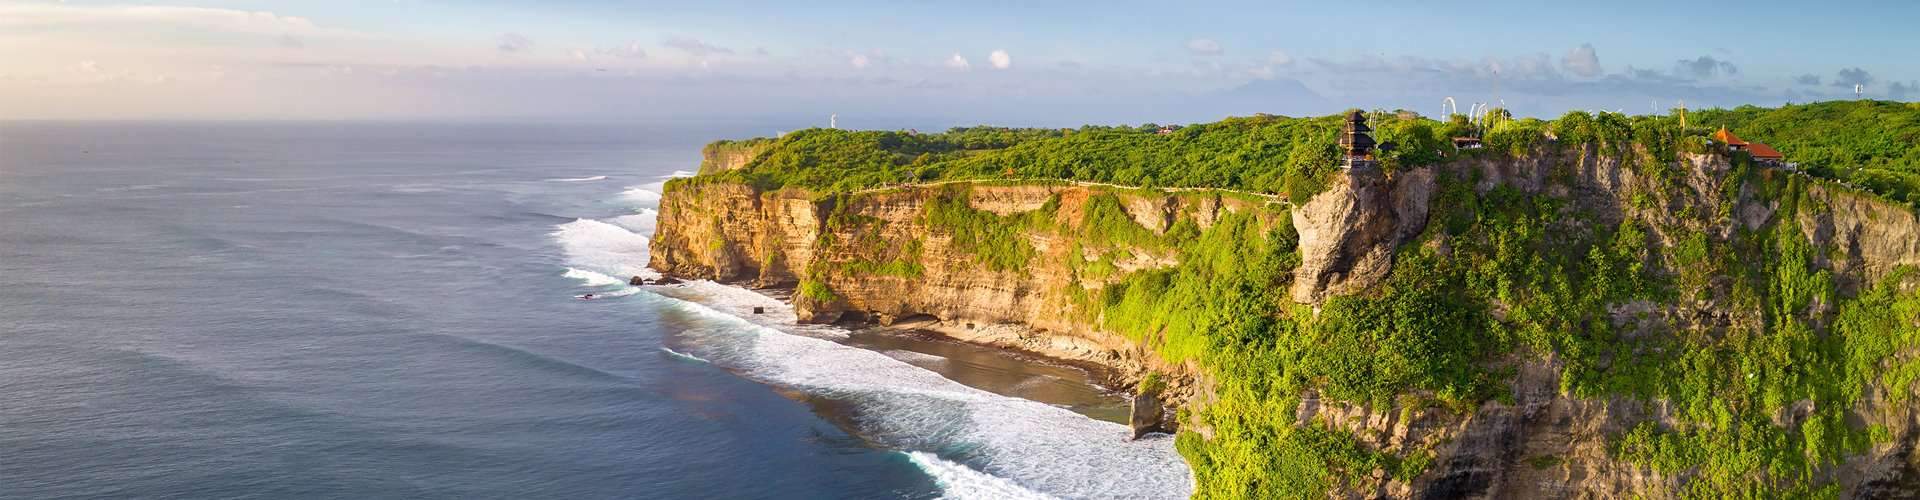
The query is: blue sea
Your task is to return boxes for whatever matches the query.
[0,122,1190,499]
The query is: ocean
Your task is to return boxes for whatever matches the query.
[0,122,1191,499]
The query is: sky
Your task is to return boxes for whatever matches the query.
[3,0,1918,125]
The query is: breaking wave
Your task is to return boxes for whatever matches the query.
[561,267,624,287]
[639,281,1193,499]
[546,168,1189,498]
[906,451,1055,500]
[608,208,658,235]
[618,187,662,204]
[551,218,658,281]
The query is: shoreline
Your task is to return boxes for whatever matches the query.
[663,277,1184,434]
[723,281,1145,390]
[861,316,1134,391]
[638,278,1195,499]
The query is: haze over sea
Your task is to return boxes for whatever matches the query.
[0,122,1189,499]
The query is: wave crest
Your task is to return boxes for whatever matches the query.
[562,267,624,287]
[551,219,658,281]
[907,451,1056,500]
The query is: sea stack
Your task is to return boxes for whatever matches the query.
[1129,390,1164,440]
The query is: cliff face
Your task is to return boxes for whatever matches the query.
[696,139,775,175]
[650,181,1280,387]
[649,150,1920,498]
[1290,166,1434,304]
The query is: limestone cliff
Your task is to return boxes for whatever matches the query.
[649,147,1920,498]
[650,181,1281,393]
[696,138,775,175]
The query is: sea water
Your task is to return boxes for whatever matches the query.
[0,121,1191,499]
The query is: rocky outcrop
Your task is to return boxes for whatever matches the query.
[1132,389,1168,440]
[696,139,775,175]
[1290,166,1435,303]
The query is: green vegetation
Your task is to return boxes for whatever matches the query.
[684,104,1920,498]
[698,137,777,175]
[797,278,838,303]
[672,102,1920,209]
[676,115,1369,201]
[920,186,1057,273]
[1138,372,1167,396]
[819,201,926,279]
[1156,166,1909,498]
[1694,100,1920,206]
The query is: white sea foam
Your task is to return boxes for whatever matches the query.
[906,451,1056,500]
[547,175,608,182]
[660,347,710,363]
[647,281,847,340]
[551,218,659,281]
[619,186,663,203]
[885,350,949,365]
[97,184,166,193]
[608,208,659,235]
[562,267,624,287]
[642,281,1193,500]
[618,170,690,205]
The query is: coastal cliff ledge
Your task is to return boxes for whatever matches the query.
[647,180,1263,404]
[650,130,1920,498]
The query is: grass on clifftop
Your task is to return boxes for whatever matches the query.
[671,101,1920,211]
[1694,100,1920,206]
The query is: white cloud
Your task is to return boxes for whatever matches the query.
[1673,55,1737,80]
[849,54,870,69]
[575,42,646,61]
[496,33,533,53]
[1561,43,1601,78]
[1834,67,1874,89]
[946,53,971,71]
[663,36,733,57]
[0,4,337,37]
[1186,38,1223,56]
[1269,50,1293,66]
[989,49,1011,69]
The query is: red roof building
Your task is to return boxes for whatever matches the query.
[1711,127,1748,147]
[1713,127,1784,162]
[1745,142,1784,161]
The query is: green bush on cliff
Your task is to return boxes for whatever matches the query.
[1097,157,1917,498]
[797,279,838,303]
[920,186,1054,273]
[819,198,927,279]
